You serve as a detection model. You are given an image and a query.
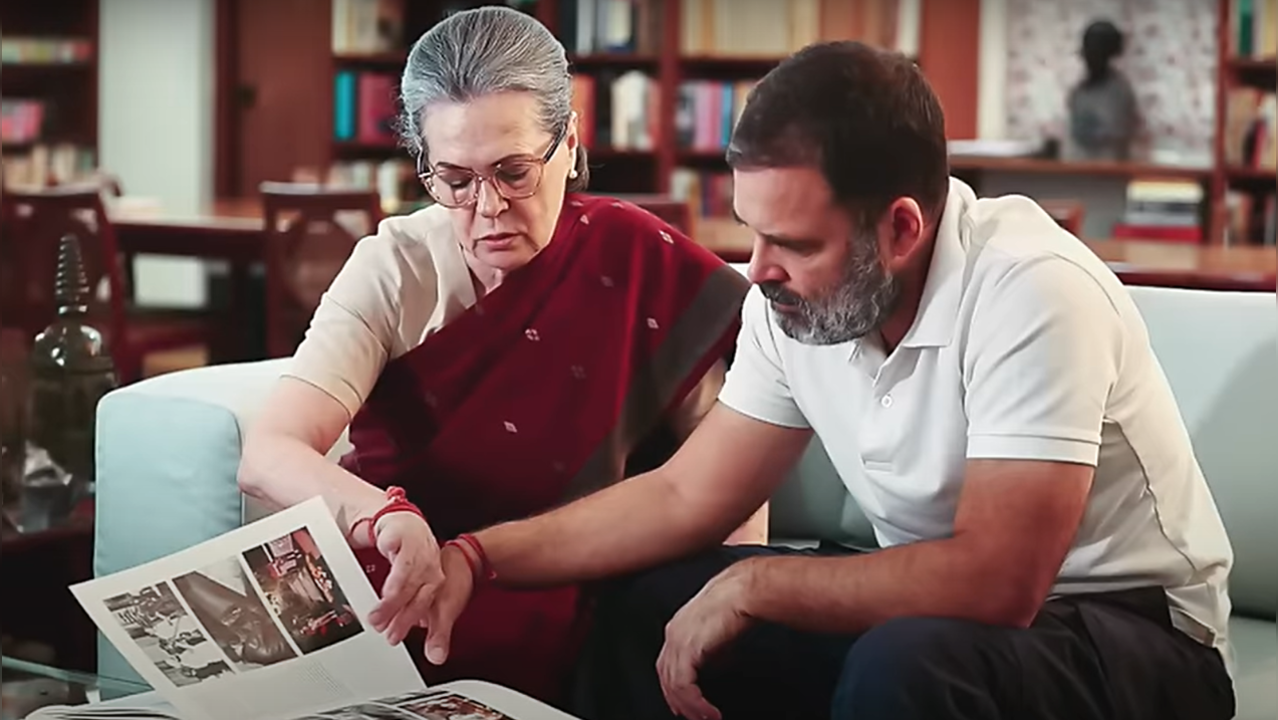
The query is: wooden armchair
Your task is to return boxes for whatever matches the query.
[259,183,383,357]
[1,185,217,384]
[1041,199,1086,237]
[615,194,693,235]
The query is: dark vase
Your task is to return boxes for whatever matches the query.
[24,234,118,529]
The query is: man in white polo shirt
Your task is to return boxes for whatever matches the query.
[410,41,1236,720]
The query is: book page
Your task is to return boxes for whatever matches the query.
[69,497,426,720]
[23,680,582,720]
[290,681,582,720]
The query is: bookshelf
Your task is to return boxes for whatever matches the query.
[552,0,1273,245]
[321,0,911,209]
[0,0,100,189]
[1212,0,1277,246]
[552,0,908,215]
[311,0,1268,244]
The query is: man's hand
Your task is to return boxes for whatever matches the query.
[469,405,812,588]
[657,566,754,720]
[419,542,476,665]
[367,513,444,645]
[716,460,1095,638]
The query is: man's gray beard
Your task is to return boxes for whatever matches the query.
[771,237,902,345]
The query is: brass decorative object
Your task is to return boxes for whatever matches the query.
[23,234,118,529]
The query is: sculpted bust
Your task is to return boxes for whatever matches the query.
[1064,20,1140,161]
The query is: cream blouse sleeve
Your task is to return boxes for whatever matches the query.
[283,218,441,420]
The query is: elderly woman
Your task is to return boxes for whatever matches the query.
[236,5,764,706]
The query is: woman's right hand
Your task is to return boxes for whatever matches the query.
[366,512,445,645]
[420,541,476,666]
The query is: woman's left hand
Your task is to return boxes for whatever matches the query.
[656,568,754,720]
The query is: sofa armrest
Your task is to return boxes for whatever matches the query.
[95,359,292,572]
[92,358,320,691]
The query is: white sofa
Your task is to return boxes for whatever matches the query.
[92,283,1277,717]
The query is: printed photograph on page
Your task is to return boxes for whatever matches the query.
[313,701,422,719]
[102,581,236,688]
[301,691,513,720]
[391,691,510,720]
[241,527,364,654]
[69,498,426,720]
[170,555,300,670]
[363,690,450,708]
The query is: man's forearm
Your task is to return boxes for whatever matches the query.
[473,470,742,588]
[736,538,1044,634]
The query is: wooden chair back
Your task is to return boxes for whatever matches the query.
[0,185,127,347]
[1041,199,1086,237]
[615,194,693,235]
[259,182,383,357]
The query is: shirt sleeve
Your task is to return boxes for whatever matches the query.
[718,287,810,429]
[282,236,405,419]
[963,257,1125,466]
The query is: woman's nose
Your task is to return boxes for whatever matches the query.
[475,177,507,218]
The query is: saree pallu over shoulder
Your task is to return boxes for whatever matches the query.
[338,194,748,702]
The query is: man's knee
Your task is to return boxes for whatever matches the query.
[571,548,781,720]
[832,616,1003,720]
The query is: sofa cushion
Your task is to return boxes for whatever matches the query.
[94,359,289,577]
[93,358,340,695]
[1125,286,1277,621]
[1230,615,1278,720]
[768,439,878,549]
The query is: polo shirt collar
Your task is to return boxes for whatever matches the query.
[898,177,976,349]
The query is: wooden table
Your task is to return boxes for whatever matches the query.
[111,199,1276,300]
[1,507,97,673]
[1086,239,1277,292]
[111,200,263,262]
[693,218,1277,293]
[111,201,266,362]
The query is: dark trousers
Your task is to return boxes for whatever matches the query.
[570,545,1236,720]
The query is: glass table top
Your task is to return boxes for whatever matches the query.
[0,656,152,720]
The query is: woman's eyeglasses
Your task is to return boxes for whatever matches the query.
[417,122,567,208]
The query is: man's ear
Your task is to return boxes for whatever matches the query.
[879,197,927,271]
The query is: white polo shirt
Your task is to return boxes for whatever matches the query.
[720,177,1234,663]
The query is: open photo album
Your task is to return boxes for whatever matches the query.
[28,497,579,720]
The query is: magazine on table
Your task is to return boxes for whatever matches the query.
[27,497,578,720]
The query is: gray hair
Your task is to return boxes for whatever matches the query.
[397,6,589,189]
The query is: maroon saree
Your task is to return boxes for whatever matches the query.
[339,194,749,704]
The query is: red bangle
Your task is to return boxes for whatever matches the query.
[446,533,496,583]
[443,539,481,580]
[350,486,425,547]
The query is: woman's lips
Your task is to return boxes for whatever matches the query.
[476,233,518,250]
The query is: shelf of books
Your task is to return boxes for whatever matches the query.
[566,0,901,222]
[314,0,1267,246]
[0,0,100,190]
[322,0,901,213]
[1218,0,1276,246]
[327,0,540,203]
[326,0,412,201]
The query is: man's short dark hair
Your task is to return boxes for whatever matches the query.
[726,41,950,225]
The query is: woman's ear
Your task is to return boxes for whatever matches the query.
[567,111,580,178]
[567,110,581,152]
